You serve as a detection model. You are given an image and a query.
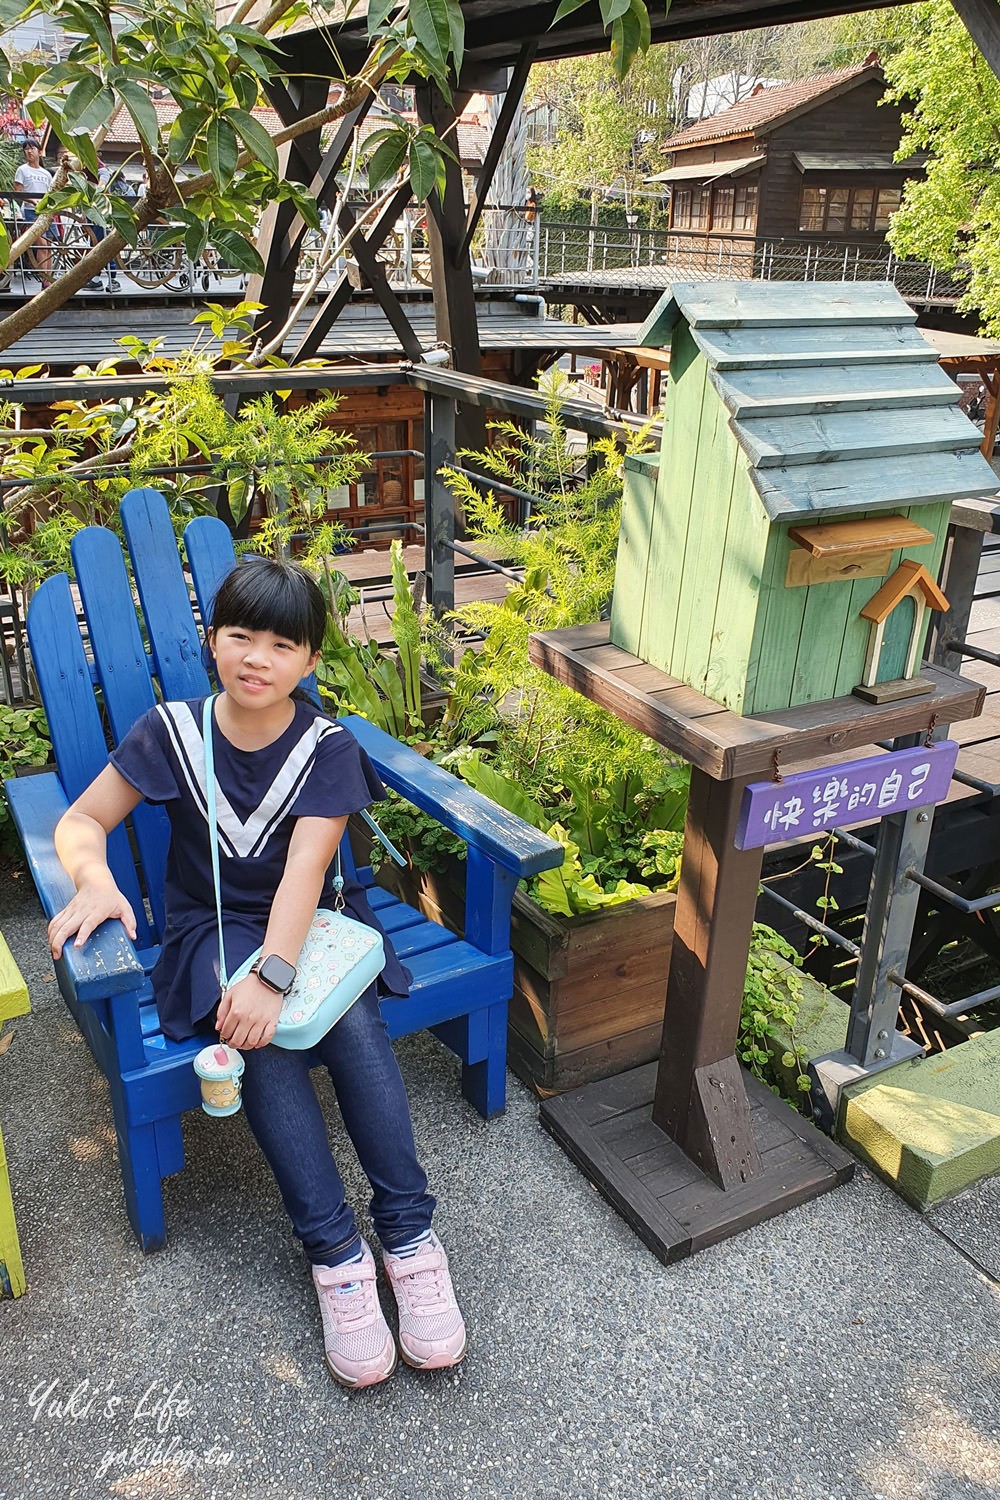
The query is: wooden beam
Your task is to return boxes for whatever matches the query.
[952,0,1000,82]
[330,200,425,364]
[291,183,415,362]
[416,84,485,448]
[248,75,330,348]
[460,40,537,260]
[278,97,375,267]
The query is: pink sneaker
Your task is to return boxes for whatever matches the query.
[382,1232,468,1370]
[312,1242,397,1388]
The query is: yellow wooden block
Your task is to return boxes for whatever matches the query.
[0,1125,25,1297]
[0,930,30,1298]
[0,931,30,1023]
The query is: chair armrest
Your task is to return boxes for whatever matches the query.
[341,717,564,879]
[4,771,146,1004]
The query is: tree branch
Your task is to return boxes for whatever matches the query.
[0,38,402,355]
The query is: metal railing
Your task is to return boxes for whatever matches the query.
[529,220,967,303]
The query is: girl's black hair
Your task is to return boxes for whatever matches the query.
[209,556,328,654]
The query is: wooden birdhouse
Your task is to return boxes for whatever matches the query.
[610,280,999,714]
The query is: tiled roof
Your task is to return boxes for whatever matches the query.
[98,94,487,168]
[102,99,284,147]
[662,62,879,149]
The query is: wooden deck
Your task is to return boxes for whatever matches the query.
[951,532,1000,789]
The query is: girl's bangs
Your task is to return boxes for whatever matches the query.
[211,560,326,650]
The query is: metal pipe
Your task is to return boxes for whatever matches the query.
[944,639,1000,668]
[450,463,538,507]
[757,884,862,958]
[445,539,523,582]
[887,970,1000,1019]
[831,827,877,858]
[904,866,1000,914]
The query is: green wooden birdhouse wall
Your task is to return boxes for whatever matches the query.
[610,281,999,714]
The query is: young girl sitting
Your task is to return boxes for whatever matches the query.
[47,556,466,1388]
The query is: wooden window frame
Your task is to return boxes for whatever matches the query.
[799,182,903,235]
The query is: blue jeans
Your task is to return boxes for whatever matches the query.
[202,985,435,1267]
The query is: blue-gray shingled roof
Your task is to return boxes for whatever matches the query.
[639,280,1000,523]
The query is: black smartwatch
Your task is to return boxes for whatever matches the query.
[250,954,297,996]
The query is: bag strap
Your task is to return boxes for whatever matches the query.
[357,807,406,867]
[202,694,230,990]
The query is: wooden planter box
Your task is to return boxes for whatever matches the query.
[350,822,676,1093]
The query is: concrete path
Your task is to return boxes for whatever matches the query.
[1,875,998,1500]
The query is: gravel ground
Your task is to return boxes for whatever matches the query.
[1,874,998,1500]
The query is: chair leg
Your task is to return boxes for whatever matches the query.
[460,1002,508,1120]
[106,1078,167,1252]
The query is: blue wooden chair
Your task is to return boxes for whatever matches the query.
[5,488,562,1252]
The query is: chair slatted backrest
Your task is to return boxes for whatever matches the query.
[25,572,155,948]
[121,490,210,702]
[71,524,171,937]
[184,513,238,628]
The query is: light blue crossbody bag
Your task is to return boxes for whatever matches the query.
[202,695,398,1050]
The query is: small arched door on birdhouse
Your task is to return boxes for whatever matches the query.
[855,560,950,703]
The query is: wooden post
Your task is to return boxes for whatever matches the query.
[652,768,764,1189]
[415,83,486,455]
[425,392,457,618]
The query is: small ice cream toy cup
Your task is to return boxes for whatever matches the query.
[193,1044,245,1117]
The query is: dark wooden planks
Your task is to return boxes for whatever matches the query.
[529,623,985,779]
[540,1063,854,1265]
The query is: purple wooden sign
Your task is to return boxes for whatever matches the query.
[735,741,960,850]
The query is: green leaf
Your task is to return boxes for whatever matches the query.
[447,0,464,80]
[456,756,549,830]
[409,0,452,68]
[107,206,138,246]
[552,0,589,22]
[610,7,642,79]
[209,228,264,275]
[67,81,117,133]
[633,0,651,52]
[367,0,396,33]
[408,136,443,203]
[229,108,278,175]
[600,0,632,21]
[185,219,209,261]
[117,78,160,149]
[69,131,98,176]
[61,71,105,133]
[169,108,204,165]
[367,132,408,189]
[207,115,239,188]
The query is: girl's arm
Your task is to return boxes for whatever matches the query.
[48,764,144,959]
[217,814,349,1051]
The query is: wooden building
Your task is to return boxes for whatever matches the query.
[653,58,924,276]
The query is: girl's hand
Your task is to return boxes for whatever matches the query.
[48,878,137,959]
[217,974,283,1051]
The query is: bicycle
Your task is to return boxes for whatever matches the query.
[119,226,189,289]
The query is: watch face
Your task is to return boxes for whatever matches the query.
[257,954,297,995]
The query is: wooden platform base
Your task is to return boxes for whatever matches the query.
[539,1063,855,1264]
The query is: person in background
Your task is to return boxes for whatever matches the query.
[13,139,53,285]
[93,156,122,291]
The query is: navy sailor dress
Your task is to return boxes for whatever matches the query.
[110,696,410,1042]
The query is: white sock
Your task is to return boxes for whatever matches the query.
[390,1229,432,1259]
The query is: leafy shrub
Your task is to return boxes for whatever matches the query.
[0,703,51,859]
